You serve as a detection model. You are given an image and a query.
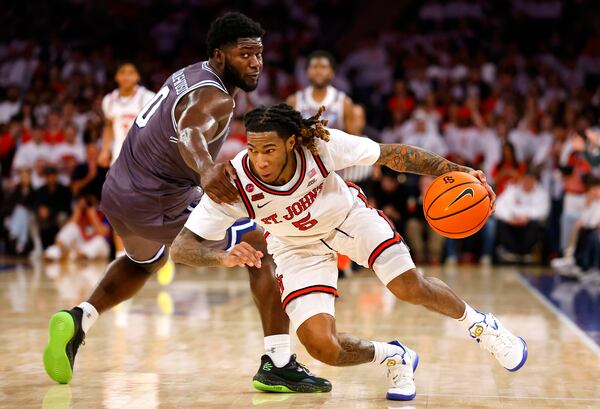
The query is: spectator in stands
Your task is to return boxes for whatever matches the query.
[71,143,107,201]
[404,176,443,265]
[559,130,593,253]
[53,123,85,183]
[491,142,527,195]
[2,167,34,254]
[573,179,600,272]
[32,165,71,248]
[45,195,110,261]
[0,115,25,176]
[43,109,65,145]
[401,109,448,156]
[0,86,21,125]
[11,126,50,187]
[495,171,550,262]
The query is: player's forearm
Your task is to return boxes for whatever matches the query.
[101,125,113,152]
[177,128,215,175]
[171,227,227,267]
[375,144,473,176]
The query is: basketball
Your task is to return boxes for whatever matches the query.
[423,172,491,239]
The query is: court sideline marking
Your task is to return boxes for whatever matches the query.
[515,272,600,359]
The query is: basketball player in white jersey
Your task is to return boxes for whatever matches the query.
[287,50,353,131]
[99,62,155,166]
[171,104,528,401]
[98,62,155,259]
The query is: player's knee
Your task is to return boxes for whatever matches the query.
[388,269,430,305]
[297,320,340,365]
[124,252,167,275]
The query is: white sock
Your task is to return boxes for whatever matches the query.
[78,302,99,334]
[264,334,291,368]
[371,341,399,365]
[456,303,485,332]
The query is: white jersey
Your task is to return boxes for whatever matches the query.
[185,128,380,247]
[102,85,155,164]
[294,85,346,130]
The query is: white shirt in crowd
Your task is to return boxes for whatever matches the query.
[444,124,484,163]
[494,182,550,222]
[401,122,448,157]
[0,100,21,124]
[102,86,155,164]
[12,141,51,170]
[508,127,553,163]
[52,141,86,164]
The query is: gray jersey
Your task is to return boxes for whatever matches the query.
[101,61,232,229]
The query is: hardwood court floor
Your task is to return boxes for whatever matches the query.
[1,259,599,408]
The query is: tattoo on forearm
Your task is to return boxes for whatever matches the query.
[375,144,472,176]
[172,228,225,267]
[335,334,375,366]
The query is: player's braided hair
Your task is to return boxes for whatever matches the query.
[244,103,330,154]
[206,12,265,57]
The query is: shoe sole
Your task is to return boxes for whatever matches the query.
[386,350,419,401]
[252,373,331,393]
[43,312,75,384]
[507,337,528,372]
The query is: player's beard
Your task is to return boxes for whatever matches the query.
[223,59,258,92]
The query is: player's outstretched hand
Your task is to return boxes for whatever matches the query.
[469,169,496,213]
[222,242,263,268]
[202,162,240,204]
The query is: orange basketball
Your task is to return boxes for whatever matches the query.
[423,172,491,239]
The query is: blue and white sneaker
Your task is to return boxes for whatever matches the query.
[469,312,528,372]
[383,340,419,401]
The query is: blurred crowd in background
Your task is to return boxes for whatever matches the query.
[1,0,599,274]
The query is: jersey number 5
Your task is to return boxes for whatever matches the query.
[292,213,318,231]
[135,86,169,128]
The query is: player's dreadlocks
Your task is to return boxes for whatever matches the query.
[206,12,265,57]
[244,104,330,154]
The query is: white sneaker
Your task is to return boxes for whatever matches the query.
[383,340,419,401]
[469,313,528,371]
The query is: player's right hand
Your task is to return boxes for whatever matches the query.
[222,242,263,268]
[201,162,240,204]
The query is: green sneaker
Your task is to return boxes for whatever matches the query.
[252,354,332,393]
[43,308,85,384]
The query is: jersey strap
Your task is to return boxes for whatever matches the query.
[311,152,329,177]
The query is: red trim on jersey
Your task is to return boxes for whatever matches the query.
[368,232,401,269]
[231,162,255,219]
[312,153,329,177]
[241,151,307,196]
[282,285,339,310]
[345,182,369,207]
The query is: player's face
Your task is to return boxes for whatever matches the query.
[307,57,334,88]
[247,131,295,185]
[116,64,140,90]
[222,38,263,92]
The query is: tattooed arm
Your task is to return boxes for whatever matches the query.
[171,227,263,268]
[375,143,473,176]
[374,143,497,208]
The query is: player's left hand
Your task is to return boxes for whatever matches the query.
[469,169,496,213]
[222,242,263,268]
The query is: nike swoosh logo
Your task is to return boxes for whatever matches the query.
[257,201,272,209]
[444,187,475,210]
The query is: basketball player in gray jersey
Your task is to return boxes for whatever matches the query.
[43,12,330,393]
[287,50,354,131]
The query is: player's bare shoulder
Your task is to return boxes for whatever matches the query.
[174,86,234,127]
